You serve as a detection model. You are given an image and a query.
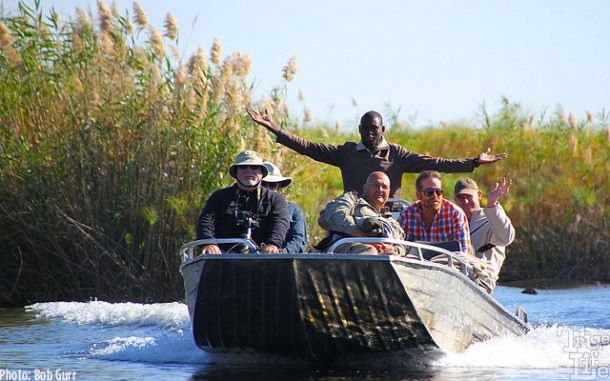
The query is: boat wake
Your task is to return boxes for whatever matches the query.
[27,301,610,371]
[439,323,610,371]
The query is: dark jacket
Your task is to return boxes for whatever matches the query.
[196,184,290,250]
[276,131,476,197]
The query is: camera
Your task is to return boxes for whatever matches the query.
[236,211,259,239]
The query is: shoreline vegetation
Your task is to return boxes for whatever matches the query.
[1,1,608,307]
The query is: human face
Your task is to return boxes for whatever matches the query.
[416,177,443,213]
[363,173,390,210]
[261,181,281,192]
[454,192,481,220]
[236,165,263,189]
[358,115,385,151]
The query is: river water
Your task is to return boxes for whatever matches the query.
[1,285,610,381]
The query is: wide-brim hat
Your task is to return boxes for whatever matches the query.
[454,178,479,197]
[229,150,268,179]
[262,162,292,188]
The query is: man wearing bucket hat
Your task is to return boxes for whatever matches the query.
[261,162,308,253]
[246,107,507,198]
[454,177,515,290]
[196,150,290,254]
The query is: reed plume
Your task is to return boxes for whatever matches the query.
[164,12,178,40]
[133,2,148,27]
[97,0,113,35]
[0,22,21,65]
[569,112,577,130]
[586,110,593,124]
[0,22,11,46]
[282,56,298,81]
[149,27,165,62]
[303,106,313,123]
[74,6,91,33]
[211,38,222,66]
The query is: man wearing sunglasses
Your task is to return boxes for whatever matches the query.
[246,107,507,198]
[196,150,290,254]
[261,162,308,253]
[397,170,472,254]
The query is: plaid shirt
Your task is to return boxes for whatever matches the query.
[398,199,472,254]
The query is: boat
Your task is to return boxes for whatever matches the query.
[178,237,530,364]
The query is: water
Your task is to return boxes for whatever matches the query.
[2,286,610,381]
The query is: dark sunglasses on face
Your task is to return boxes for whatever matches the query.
[262,181,281,189]
[422,188,443,197]
[238,165,262,170]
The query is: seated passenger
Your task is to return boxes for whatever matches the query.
[397,170,472,254]
[454,177,515,291]
[261,162,308,253]
[314,171,405,255]
[196,150,290,253]
[398,170,497,293]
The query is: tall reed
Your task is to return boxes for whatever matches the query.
[283,99,610,285]
[0,1,274,305]
[1,2,608,307]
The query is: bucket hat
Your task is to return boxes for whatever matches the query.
[262,162,292,188]
[229,150,268,179]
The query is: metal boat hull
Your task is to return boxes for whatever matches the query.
[180,253,528,363]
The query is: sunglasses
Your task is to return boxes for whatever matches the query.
[422,188,443,197]
[238,165,262,170]
[261,181,281,189]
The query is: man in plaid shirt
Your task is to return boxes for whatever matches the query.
[398,170,472,254]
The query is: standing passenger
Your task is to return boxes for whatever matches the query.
[246,107,507,198]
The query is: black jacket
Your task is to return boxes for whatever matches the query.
[196,184,290,250]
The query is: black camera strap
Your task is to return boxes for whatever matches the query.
[234,186,263,221]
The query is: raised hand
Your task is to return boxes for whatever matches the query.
[477,147,508,165]
[488,177,512,206]
[246,107,279,133]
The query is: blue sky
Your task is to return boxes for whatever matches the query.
[3,0,610,129]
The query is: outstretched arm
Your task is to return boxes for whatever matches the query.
[476,148,508,166]
[246,107,281,134]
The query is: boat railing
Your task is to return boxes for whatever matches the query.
[179,238,258,262]
[515,306,529,324]
[326,237,472,277]
[180,236,472,277]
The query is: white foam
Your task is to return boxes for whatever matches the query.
[25,301,610,369]
[27,301,304,365]
[28,301,190,331]
[438,325,610,369]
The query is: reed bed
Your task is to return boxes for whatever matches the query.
[0,1,285,305]
[1,2,608,306]
[289,101,610,286]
